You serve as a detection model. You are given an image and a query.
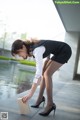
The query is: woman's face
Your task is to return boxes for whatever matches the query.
[14,45,29,59]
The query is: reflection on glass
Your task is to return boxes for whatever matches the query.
[0,60,35,100]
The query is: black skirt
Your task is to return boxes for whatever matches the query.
[51,44,72,64]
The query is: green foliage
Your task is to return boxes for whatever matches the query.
[0,56,36,66]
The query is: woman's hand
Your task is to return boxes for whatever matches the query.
[22,82,38,103]
[22,94,31,103]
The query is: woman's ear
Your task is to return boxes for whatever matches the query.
[22,45,27,52]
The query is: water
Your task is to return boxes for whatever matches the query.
[0,60,35,99]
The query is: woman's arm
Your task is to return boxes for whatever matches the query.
[28,76,41,97]
[22,47,45,103]
[22,82,38,103]
[22,78,41,103]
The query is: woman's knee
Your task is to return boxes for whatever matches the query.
[43,71,53,78]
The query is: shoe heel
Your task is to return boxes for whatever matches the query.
[31,96,45,108]
[53,104,56,116]
[43,101,45,107]
[53,109,56,116]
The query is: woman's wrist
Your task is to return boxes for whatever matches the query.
[27,89,33,99]
[23,83,38,101]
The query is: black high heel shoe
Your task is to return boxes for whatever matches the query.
[39,103,56,116]
[31,96,45,108]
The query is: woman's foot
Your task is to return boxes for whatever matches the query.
[39,103,56,116]
[31,96,45,108]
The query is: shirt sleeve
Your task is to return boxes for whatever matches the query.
[33,46,45,83]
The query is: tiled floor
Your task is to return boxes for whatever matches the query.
[0,71,80,120]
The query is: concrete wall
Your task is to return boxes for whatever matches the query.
[59,32,80,81]
[77,40,80,74]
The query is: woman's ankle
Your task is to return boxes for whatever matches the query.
[47,102,54,107]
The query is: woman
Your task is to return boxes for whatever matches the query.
[11,39,72,116]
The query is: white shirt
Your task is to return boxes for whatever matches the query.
[33,46,46,83]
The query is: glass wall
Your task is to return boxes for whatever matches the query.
[0,60,35,98]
